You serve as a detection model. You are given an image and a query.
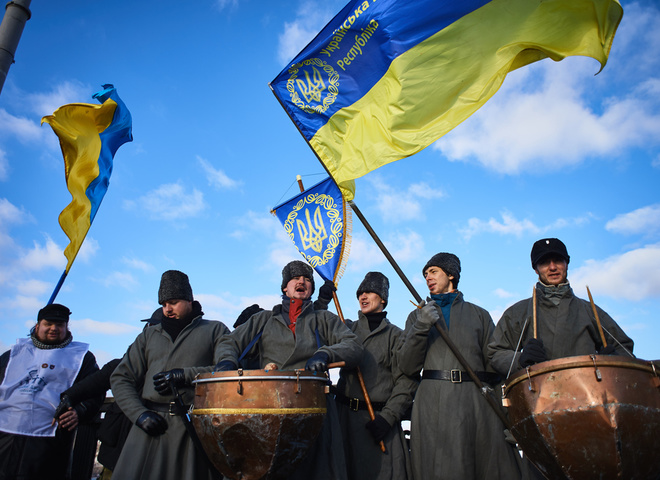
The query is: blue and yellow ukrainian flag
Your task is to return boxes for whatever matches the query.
[272,177,351,284]
[270,0,623,200]
[42,84,132,274]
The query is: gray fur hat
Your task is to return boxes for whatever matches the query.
[356,272,390,307]
[158,270,193,304]
[281,260,315,295]
[423,253,461,287]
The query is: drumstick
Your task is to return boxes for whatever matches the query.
[327,361,345,369]
[586,286,608,348]
[532,286,538,339]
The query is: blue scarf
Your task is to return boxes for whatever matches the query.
[430,291,458,329]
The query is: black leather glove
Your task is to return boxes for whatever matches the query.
[153,368,185,395]
[305,351,330,372]
[136,411,168,436]
[53,394,72,419]
[519,338,547,368]
[233,304,263,329]
[214,360,238,372]
[365,414,391,443]
[313,280,336,311]
[598,344,616,355]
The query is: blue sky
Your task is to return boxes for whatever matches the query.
[1,0,659,368]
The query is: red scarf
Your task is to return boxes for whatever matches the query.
[288,298,303,335]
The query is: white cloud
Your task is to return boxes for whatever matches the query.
[0,109,47,145]
[570,244,660,301]
[276,1,346,65]
[197,156,240,189]
[459,210,592,241]
[0,149,8,181]
[493,288,516,299]
[367,176,446,223]
[127,182,206,221]
[214,0,239,12]
[16,279,51,297]
[96,271,139,289]
[122,257,154,272]
[69,318,141,336]
[25,81,92,117]
[434,2,660,175]
[0,198,29,226]
[19,235,66,271]
[606,204,660,237]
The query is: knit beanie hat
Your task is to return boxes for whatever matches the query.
[281,260,315,295]
[158,270,193,304]
[423,253,461,287]
[356,272,390,307]
[37,303,71,323]
[530,238,570,269]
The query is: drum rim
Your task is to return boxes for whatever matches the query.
[193,375,329,384]
[504,355,659,394]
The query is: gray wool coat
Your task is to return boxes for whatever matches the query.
[487,283,634,377]
[110,315,229,480]
[335,312,417,480]
[397,293,522,480]
[215,300,363,480]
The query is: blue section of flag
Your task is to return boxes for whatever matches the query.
[273,177,348,282]
[270,0,489,140]
[87,84,133,223]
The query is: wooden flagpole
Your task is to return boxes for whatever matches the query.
[296,177,387,453]
[268,85,510,429]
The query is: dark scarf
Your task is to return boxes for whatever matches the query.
[161,301,203,341]
[30,331,73,350]
[364,311,387,332]
[431,291,458,329]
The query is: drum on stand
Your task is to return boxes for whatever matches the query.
[503,355,660,480]
[191,369,329,480]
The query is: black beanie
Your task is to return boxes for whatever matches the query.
[37,303,71,323]
[158,270,193,304]
[423,253,461,287]
[356,272,390,307]
[281,260,315,295]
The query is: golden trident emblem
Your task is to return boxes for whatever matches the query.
[297,205,328,253]
[296,66,326,103]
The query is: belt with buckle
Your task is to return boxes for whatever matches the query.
[143,399,190,416]
[421,369,501,384]
[333,391,387,412]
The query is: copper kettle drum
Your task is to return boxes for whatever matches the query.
[191,369,329,480]
[503,355,660,480]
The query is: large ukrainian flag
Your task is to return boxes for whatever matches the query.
[270,0,623,200]
[42,84,132,273]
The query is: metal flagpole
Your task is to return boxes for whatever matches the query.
[0,0,32,96]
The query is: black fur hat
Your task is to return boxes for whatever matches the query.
[423,253,461,287]
[281,260,315,295]
[356,272,390,307]
[158,270,193,304]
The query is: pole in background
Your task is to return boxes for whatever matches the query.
[0,0,32,96]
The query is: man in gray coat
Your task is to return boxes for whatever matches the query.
[487,238,634,376]
[334,272,417,480]
[397,253,522,480]
[215,260,363,480]
[111,270,229,480]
